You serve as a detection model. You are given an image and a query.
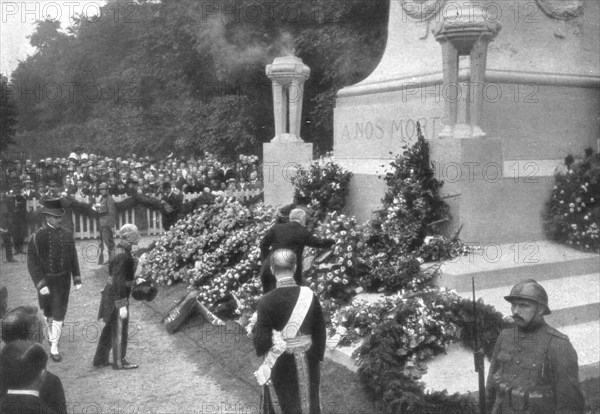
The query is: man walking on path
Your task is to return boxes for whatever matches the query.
[93,224,140,370]
[259,208,334,293]
[27,198,82,363]
[253,249,327,414]
[486,279,585,414]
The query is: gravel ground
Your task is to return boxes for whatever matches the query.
[1,238,260,414]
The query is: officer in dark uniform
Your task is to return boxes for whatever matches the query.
[6,183,28,254]
[253,249,326,414]
[27,199,82,362]
[486,279,585,414]
[93,224,140,370]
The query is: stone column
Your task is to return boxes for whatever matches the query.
[263,56,312,208]
[433,3,501,139]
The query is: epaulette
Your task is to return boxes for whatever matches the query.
[545,325,569,341]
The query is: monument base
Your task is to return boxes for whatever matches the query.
[262,141,313,209]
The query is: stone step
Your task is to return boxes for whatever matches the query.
[436,256,599,293]
[422,320,600,395]
[455,273,600,328]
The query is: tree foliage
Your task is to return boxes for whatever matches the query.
[7,0,388,159]
[0,74,18,154]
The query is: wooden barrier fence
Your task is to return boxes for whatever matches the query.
[25,188,263,240]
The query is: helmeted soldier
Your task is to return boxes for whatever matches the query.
[486,279,584,414]
[27,199,82,362]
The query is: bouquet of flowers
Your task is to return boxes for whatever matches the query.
[544,148,600,252]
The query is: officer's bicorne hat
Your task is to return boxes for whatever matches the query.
[0,340,48,389]
[131,279,158,302]
[40,198,65,216]
[504,279,551,315]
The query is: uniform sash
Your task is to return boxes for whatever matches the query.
[254,286,313,386]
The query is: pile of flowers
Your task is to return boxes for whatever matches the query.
[141,198,276,308]
[290,153,353,216]
[377,123,450,253]
[544,148,600,252]
[304,212,366,303]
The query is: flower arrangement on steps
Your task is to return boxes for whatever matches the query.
[140,122,490,413]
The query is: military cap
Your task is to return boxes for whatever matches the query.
[40,198,65,216]
[98,182,109,190]
[505,279,551,315]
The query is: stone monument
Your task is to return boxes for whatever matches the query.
[263,56,312,208]
[334,0,599,242]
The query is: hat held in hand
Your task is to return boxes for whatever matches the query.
[132,279,158,302]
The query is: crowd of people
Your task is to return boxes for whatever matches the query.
[0,150,264,263]
[1,151,263,200]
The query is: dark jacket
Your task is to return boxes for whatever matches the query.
[0,393,59,414]
[253,286,326,414]
[98,241,137,322]
[0,372,67,414]
[27,224,81,292]
[259,221,334,280]
[486,321,584,414]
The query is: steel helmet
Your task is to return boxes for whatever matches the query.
[504,279,551,315]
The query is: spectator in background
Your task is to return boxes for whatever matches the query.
[0,192,16,263]
[95,182,117,264]
[1,306,67,413]
[159,182,183,231]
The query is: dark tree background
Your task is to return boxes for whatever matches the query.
[5,0,388,160]
[0,74,18,154]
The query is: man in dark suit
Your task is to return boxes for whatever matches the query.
[93,224,140,370]
[259,209,334,293]
[27,199,82,362]
[159,182,183,231]
[0,340,59,414]
[1,306,67,413]
[253,249,326,414]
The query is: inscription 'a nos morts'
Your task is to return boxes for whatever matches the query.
[340,116,442,142]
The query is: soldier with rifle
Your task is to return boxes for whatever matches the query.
[485,279,584,414]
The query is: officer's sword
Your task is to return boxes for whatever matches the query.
[473,277,487,414]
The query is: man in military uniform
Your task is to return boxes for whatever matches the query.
[93,224,140,370]
[27,199,82,362]
[486,279,584,414]
[253,249,326,414]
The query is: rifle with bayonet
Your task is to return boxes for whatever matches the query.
[472,277,487,414]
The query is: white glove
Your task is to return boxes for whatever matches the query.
[75,284,82,290]
[119,307,128,319]
[40,286,50,295]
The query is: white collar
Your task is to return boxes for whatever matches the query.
[7,390,40,397]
